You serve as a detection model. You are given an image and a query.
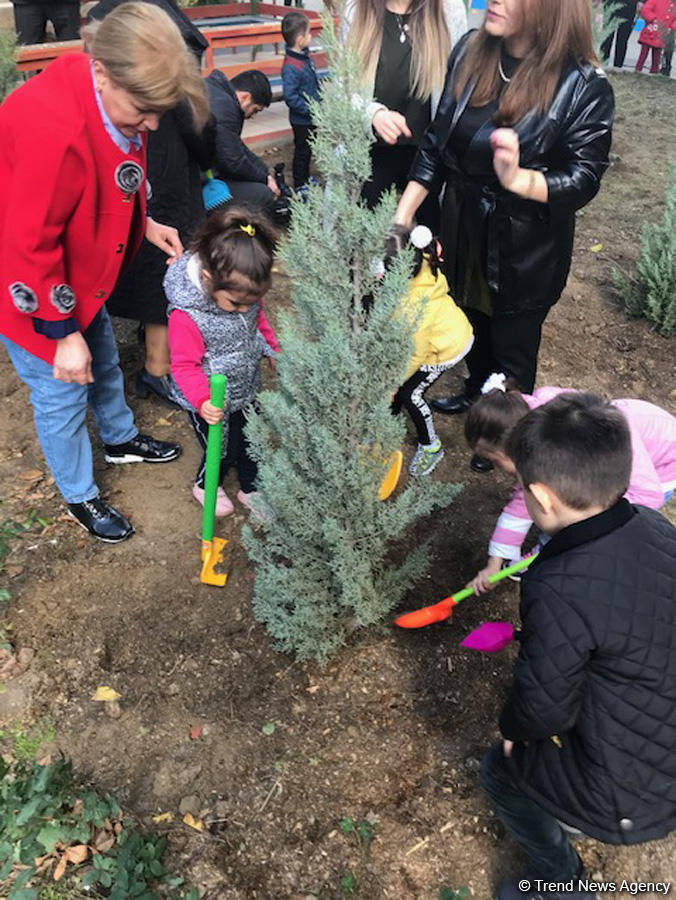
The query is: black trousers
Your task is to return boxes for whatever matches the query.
[13,1,80,44]
[291,124,315,188]
[463,307,550,396]
[188,408,258,493]
[392,366,447,446]
[362,144,440,233]
[600,1,638,67]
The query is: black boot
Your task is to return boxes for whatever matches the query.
[135,369,179,406]
[67,498,134,543]
[470,454,494,473]
[104,433,181,465]
[432,392,478,414]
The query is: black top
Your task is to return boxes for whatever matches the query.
[452,50,521,173]
[373,11,430,145]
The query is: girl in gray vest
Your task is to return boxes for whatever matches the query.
[165,208,279,516]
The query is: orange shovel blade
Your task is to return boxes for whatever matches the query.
[395,597,457,628]
[200,537,228,586]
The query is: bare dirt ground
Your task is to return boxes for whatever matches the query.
[1,73,675,899]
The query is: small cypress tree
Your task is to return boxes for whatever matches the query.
[0,29,20,103]
[243,10,462,662]
[614,167,676,337]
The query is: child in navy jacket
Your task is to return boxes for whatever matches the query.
[281,12,321,190]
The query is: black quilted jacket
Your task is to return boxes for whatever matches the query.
[500,500,676,845]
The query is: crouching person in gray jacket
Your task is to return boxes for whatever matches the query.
[480,393,676,900]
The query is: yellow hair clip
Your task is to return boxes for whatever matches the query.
[239,224,256,237]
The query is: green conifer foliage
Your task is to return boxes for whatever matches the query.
[0,29,20,103]
[615,168,676,336]
[243,12,461,662]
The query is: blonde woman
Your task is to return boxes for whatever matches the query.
[0,2,208,543]
[344,0,468,228]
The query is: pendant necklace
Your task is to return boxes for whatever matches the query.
[395,13,410,44]
[498,58,512,83]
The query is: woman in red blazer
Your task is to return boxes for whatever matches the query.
[0,2,208,542]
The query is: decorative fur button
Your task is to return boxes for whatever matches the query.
[50,284,76,314]
[115,161,144,197]
[9,282,38,314]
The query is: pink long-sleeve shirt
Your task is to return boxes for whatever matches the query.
[168,303,279,413]
[489,387,676,561]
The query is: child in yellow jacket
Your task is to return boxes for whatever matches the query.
[388,225,473,476]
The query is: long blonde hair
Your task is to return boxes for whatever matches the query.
[349,0,450,101]
[82,2,209,129]
[455,0,598,124]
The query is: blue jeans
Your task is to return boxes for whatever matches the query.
[480,743,583,881]
[1,308,137,503]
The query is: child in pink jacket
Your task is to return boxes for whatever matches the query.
[636,0,676,73]
[165,207,279,517]
[464,376,676,591]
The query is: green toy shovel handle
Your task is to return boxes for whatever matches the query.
[448,555,537,606]
[202,374,226,544]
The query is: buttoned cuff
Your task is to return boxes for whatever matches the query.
[33,317,80,339]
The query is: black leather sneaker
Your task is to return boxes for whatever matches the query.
[432,392,478,414]
[103,433,181,465]
[67,498,134,543]
[135,369,179,407]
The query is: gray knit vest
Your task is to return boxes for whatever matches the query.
[164,253,266,414]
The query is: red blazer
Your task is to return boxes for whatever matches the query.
[639,0,676,47]
[0,53,148,363]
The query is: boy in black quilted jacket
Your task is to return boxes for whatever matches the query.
[480,393,676,900]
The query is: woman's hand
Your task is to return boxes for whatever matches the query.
[491,128,521,190]
[53,331,93,385]
[372,108,412,145]
[145,217,184,261]
[468,556,504,595]
[394,181,430,229]
[267,174,281,198]
[200,400,224,425]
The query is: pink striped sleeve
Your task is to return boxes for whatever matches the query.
[488,484,534,561]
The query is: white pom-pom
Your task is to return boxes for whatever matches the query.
[481,372,508,394]
[370,257,386,279]
[410,225,433,250]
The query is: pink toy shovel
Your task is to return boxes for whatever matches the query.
[460,621,516,653]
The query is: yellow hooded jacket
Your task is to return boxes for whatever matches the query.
[401,257,473,380]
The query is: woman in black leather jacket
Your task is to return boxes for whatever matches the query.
[395,0,614,465]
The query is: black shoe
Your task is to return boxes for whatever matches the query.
[470,453,494,473]
[104,433,182,465]
[432,392,478,414]
[135,369,179,407]
[67,498,135,543]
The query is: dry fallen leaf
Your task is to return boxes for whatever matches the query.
[94,830,116,853]
[306,685,320,694]
[182,813,204,832]
[152,812,174,824]
[53,855,67,882]
[590,243,603,253]
[65,845,89,865]
[91,686,121,702]
[6,565,24,578]
[155,417,172,426]
[20,469,43,482]
[189,725,203,741]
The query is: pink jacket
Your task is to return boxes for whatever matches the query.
[168,304,279,413]
[489,387,676,560]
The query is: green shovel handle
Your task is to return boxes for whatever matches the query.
[450,554,538,606]
[202,374,226,544]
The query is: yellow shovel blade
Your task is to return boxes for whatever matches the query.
[200,537,228,586]
[379,450,403,501]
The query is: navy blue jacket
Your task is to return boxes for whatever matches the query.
[281,47,321,127]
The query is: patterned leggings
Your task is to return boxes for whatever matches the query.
[392,362,455,446]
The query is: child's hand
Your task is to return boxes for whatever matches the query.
[468,556,504,595]
[503,740,514,758]
[200,400,224,424]
[266,356,278,373]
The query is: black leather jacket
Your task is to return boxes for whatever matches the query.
[409,33,615,315]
